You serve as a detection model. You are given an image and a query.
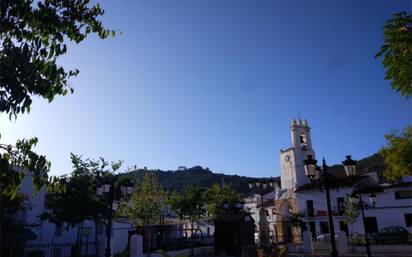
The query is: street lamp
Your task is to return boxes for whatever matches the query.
[348,193,376,257]
[342,155,357,177]
[97,180,133,257]
[248,180,276,247]
[344,156,376,257]
[303,155,338,257]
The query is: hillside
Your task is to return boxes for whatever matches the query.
[127,165,273,195]
[328,153,386,180]
[124,153,385,194]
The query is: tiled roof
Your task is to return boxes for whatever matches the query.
[295,175,367,192]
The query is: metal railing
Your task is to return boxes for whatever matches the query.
[348,234,412,245]
[17,241,104,257]
[144,234,214,253]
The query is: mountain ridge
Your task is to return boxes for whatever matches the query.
[125,153,385,194]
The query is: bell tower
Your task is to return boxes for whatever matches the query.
[280,119,315,189]
[291,118,313,153]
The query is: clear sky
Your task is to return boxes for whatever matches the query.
[1,0,411,178]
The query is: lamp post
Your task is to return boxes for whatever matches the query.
[248,180,277,247]
[344,155,377,257]
[303,155,338,257]
[97,180,133,257]
[348,194,376,257]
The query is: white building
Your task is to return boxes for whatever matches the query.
[296,175,412,238]
[273,118,412,241]
[17,171,97,244]
[15,171,191,256]
[280,118,314,190]
[244,190,278,243]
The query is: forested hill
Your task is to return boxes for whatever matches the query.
[125,153,385,194]
[328,153,386,180]
[127,165,272,195]
[127,166,272,194]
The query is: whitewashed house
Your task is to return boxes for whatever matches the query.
[271,118,412,242]
[295,175,412,238]
[18,171,86,244]
[244,191,279,243]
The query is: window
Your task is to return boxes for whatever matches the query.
[320,222,329,234]
[339,221,348,235]
[395,190,412,199]
[405,213,412,227]
[309,222,316,238]
[307,200,314,217]
[55,224,63,237]
[300,135,308,150]
[337,197,345,215]
[364,217,379,234]
[300,134,307,144]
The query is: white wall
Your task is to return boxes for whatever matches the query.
[296,186,412,236]
[244,193,277,242]
[19,173,105,244]
[112,222,135,254]
[296,188,352,215]
[349,188,412,234]
[296,188,351,237]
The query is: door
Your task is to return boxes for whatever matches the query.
[339,221,348,235]
[309,221,316,238]
[320,221,329,234]
[364,217,379,234]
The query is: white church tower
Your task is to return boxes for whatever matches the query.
[280,118,316,190]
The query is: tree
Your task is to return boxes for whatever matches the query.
[343,197,359,225]
[0,138,51,200]
[289,212,307,232]
[118,172,166,226]
[0,0,115,118]
[380,126,412,181]
[375,12,412,97]
[168,186,206,231]
[0,138,55,257]
[202,183,240,217]
[0,194,27,257]
[1,1,113,254]
[43,154,122,257]
[0,0,114,208]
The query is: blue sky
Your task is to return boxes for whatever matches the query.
[1,0,411,177]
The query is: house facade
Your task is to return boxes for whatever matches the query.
[271,119,412,242]
[244,191,278,243]
[296,176,412,238]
